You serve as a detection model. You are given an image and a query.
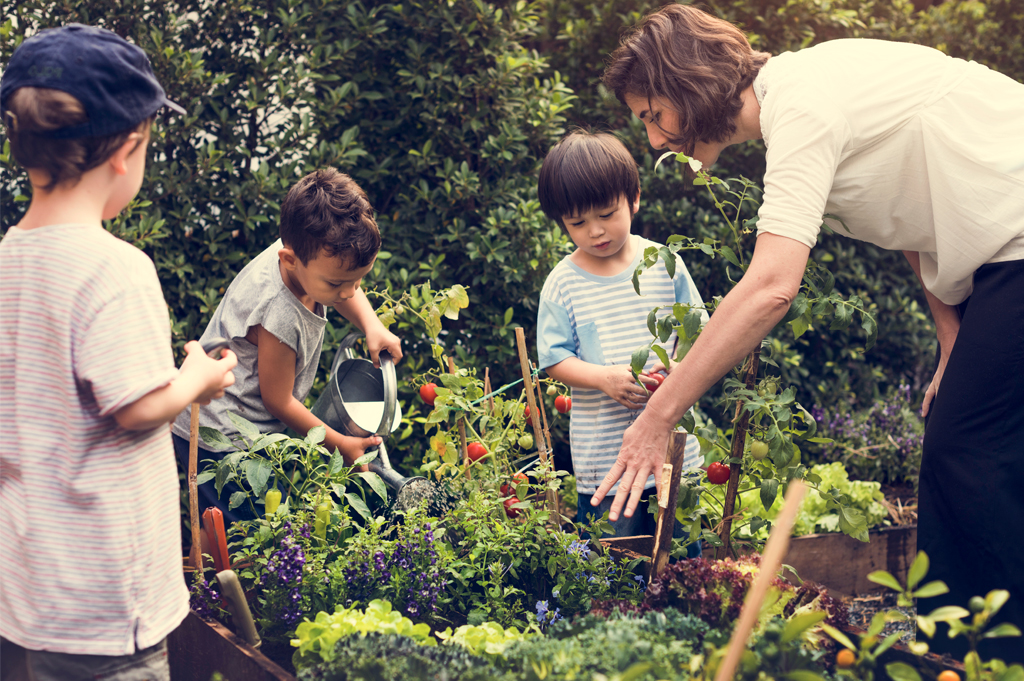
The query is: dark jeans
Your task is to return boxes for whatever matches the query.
[577,489,702,559]
[1,637,169,681]
[172,432,260,525]
[918,259,1024,664]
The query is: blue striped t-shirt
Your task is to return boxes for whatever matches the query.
[537,235,707,494]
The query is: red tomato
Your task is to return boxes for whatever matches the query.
[523,405,531,420]
[554,395,571,414]
[706,461,731,485]
[500,483,513,497]
[419,383,438,406]
[467,442,487,462]
[513,472,528,484]
[643,372,666,392]
[503,497,521,518]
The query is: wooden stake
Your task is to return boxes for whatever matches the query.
[484,368,495,417]
[532,363,554,454]
[714,479,807,681]
[717,347,760,559]
[648,431,688,581]
[448,356,470,478]
[188,402,203,574]
[514,328,557,512]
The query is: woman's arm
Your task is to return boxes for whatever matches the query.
[590,232,811,521]
[902,250,961,417]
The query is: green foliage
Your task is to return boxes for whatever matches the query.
[497,609,706,681]
[292,600,436,669]
[436,621,535,661]
[295,631,498,681]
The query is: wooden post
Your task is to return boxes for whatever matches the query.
[514,328,557,512]
[714,480,807,681]
[717,347,760,559]
[484,368,495,417]
[648,431,689,581]
[188,403,203,574]
[448,356,470,478]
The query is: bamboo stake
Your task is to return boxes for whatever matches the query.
[188,403,203,574]
[514,328,557,513]
[532,362,554,454]
[448,356,470,478]
[484,367,495,417]
[714,479,807,681]
[648,431,689,581]
[717,347,761,559]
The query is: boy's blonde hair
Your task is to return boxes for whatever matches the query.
[3,87,152,191]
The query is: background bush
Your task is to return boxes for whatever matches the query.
[3,0,1020,473]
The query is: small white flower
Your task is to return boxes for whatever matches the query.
[687,157,703,173]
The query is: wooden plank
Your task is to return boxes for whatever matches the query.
[647,431,688,580]
[168,611,295,681]
[781,525,917,596]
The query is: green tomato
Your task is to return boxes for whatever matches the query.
[518,433,534,450]
[969,596,986,613]
[750,440,770,460]
[764,380,778,396]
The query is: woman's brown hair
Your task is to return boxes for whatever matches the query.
[602,4,770,153]
[3,87,151,191]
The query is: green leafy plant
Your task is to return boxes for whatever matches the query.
[436,621,535,660]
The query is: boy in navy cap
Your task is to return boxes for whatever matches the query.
[0,24,237,680]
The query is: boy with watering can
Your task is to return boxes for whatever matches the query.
[170,167,402,523]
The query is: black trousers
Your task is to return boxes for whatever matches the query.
[918,259,1024,664]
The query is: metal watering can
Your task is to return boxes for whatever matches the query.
[310,332,427,500]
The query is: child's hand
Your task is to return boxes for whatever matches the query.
[600,365,650,410]
[364,326,403,366]
[181,340,237,405]
[325,432,383,469]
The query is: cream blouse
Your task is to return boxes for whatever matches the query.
[753,39,1024,305]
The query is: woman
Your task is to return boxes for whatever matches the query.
[590,4,1024,663]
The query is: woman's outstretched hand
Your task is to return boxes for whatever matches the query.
[590,411,672,521]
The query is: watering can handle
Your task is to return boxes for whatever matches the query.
[330,332,398,440]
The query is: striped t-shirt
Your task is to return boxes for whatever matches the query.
[0,224,188,655]
[537,235,707,495]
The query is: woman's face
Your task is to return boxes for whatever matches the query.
[624,92,729,168]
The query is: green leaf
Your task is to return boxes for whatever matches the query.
[912,580,949,599]
[329,450,346,474]
[906,551,929,591]
[867,570,904,592]
[683,309,703,339]
[720,245,742,269]
[227,412,261,442]
[885,662,922,681]
[631,344,652,376]
[652,345,671,371]
[647,307,658,337]
[988,589,1011,616]
[790,311,812,339]
[783,671,824,681]
[632,268,642,296]
[760,478,780,511]
[917,614,936,639]
[820,623,855,649]
[228,491,248,511]
[659,247,676,278]
[357,471,388,503]
[983,623,1022,639]
[653,150,678,172]
[345,492,372,522]
[305,425,326,445]
[925,605,970,621]
[196,470,216,485]
[244,458,273,496]
[781,610,827,643]
[199,427,233,450]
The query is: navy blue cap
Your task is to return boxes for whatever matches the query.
[0,23,186,139]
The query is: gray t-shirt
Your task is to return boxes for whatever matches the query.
[172,240,327,451]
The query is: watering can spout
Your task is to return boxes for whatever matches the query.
[367,442,427,496]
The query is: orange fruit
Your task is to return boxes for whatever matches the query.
[937,672,960,681]
[836,649,856,669]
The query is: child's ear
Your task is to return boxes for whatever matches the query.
[278,247,300,270]
[107,132,143,176]
[631,189,641,215]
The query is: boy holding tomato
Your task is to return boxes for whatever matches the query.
[169,168,402,524]
[536,130,706,545]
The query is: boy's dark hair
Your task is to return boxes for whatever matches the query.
[3,87,152,191]
[602,4,770,154]
[537,130,640,228]
[280,168,382,267]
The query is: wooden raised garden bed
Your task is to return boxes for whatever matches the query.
[168,612,296,681]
